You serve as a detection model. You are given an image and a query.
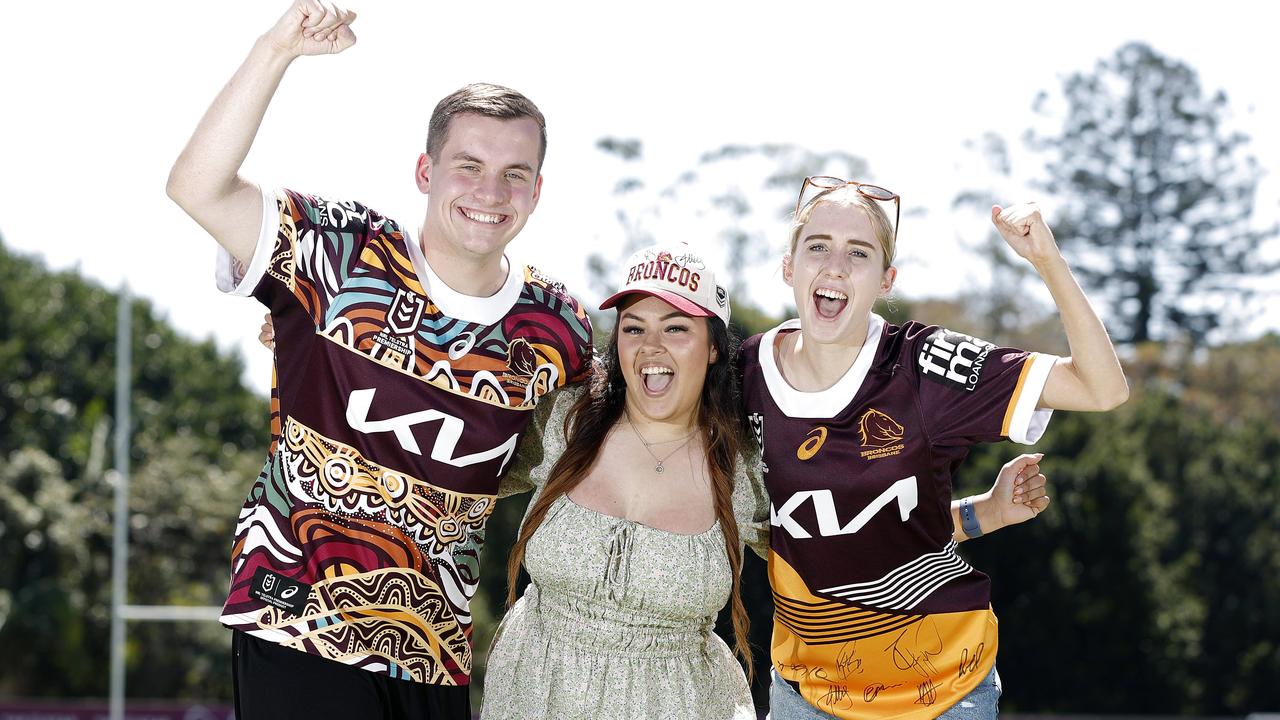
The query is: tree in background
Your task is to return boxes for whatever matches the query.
[7,35,1280,709]
[0,237,268,699]
[944,90,1280,712]
[1029,41,1279,344]
[589,137,872,315]
[946,71,1280,706]
[947,133,1073,354]
[957,335,1280,714]
[912,47,1280,707]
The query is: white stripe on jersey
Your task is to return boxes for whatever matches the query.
[818,540,974,611]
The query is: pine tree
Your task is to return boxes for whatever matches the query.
[1030,42,1278,344]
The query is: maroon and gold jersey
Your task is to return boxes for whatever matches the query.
[738,315,1056,719]
[214,188,592,685]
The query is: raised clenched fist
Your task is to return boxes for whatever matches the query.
[991,202,1063,267]
[265,0,357,58]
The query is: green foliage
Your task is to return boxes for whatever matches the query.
[0,447,110,692]
[959,337,1280,714]
[730,296,787,340]
[0,240,266,473]
[0,238,269,698]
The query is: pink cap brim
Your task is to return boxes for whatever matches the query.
[599,289,714,318]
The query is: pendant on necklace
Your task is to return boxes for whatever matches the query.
[655,462,665,474]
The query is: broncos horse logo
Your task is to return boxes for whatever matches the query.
[858,409,904,448]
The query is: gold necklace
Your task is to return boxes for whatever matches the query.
[625,412,697,474]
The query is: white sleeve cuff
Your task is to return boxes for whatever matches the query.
[1006,352,1057,445]
[215,186,279,297]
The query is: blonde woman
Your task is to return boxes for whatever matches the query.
[740,177,1127,720]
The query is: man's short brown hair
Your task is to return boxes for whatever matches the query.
[426,83,548,171]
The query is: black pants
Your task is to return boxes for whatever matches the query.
[232,631,471,719]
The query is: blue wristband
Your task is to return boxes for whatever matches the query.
[960,497,983,539]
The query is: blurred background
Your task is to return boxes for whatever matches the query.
[2,0,1277,717]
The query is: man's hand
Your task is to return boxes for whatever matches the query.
[259,313,276,351]
[167,1,358,265]
[265,0,357,58]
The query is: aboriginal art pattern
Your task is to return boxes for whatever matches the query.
[263,191,589,406]
[219,189,592,685]
[282,418,494,553]
[257,567,472,684]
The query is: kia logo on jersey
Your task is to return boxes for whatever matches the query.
[771,476,919,539]
[345,388,520,476]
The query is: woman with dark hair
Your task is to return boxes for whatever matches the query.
[480,242,763,719]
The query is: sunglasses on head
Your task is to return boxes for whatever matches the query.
[796,176,900,244]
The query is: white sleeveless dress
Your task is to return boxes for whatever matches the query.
[479,387,768,720]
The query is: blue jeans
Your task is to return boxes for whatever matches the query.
[769,666,1002,720]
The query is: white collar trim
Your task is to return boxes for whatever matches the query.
[404,228,523,326]
[758,314,886,418]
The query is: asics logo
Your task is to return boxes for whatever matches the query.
[797,427,828,461]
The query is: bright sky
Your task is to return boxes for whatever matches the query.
[3,1,1277,395]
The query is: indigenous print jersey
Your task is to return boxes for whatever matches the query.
[738,315,1056,720]
[215,188,592,685]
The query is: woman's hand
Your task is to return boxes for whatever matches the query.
[954,453,1050,542]
[992,203,1064,270]
[988,452,1050,529]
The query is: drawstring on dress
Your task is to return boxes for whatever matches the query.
[604,521,635,601]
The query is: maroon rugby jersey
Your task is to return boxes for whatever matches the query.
[738,315,1056,719]
[214,188,592,685]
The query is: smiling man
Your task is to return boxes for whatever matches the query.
[165,2,592,718]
